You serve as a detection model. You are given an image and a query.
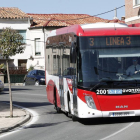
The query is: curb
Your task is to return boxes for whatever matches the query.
[4,83,24,86]
[0,104,31,134]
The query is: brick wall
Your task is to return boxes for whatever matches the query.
[125,0,140,24]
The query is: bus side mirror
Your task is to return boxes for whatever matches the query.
[70,42,77,63]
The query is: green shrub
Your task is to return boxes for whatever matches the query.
[28,65,34,72]
[0,63,4,69]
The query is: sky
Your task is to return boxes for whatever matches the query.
[1,0,125,20]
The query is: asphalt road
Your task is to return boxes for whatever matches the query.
[0,86,140,140]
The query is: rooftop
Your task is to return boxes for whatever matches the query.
[0,7,30,19]
[28,13,125,27]
[0,7,124,27]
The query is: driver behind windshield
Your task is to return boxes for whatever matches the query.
[126,58,140,76]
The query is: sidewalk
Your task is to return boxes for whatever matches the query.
[0,102,31,133]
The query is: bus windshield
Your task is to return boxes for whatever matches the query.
[78,36,140,88]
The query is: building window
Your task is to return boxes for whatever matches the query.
[135,0,140,5]
[18,30,26,43]
[0,30,26,43]
[35,38,41,56]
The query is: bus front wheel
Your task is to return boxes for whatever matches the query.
[72,115,78,122]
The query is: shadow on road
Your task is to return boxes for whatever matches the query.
[1,86,46,95]
[1,87,33,95]
[78,116,140,125]
[24,120,71,129]
[0,91,8,95]
[2,101,52,108]
[4,87,32,92]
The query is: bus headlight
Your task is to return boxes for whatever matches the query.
[85,96,96,109]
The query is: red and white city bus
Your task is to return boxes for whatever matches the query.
[45,22,140,121]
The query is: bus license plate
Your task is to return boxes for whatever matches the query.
[110,112,130,117]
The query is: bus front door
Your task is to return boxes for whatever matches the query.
[59,44,65,110]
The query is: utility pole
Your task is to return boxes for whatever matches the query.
[113,7,118,19]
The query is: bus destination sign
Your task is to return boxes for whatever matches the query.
[88,36,140,47]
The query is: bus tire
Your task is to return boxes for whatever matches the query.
[65,112,69,117]
[56,107,61,113]
[72,115,78,122]
[67,92,72,117]
[54,87,61,113]
[69,100,71,114]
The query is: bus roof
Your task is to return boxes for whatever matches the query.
[48,23,140,37]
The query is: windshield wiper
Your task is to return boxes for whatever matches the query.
[90,77,113,91]
[77,85,88,89]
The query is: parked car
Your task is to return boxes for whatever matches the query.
[23,70,45,86]
[0,80,4,92]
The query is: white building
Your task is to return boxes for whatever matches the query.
[27,27,47,70]
[0,7,32,69]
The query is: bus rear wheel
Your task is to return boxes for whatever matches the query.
[54,88,61,113]
[54,101,61,113]
[69,100,71,114]
[56,106,61,113]
[68,100,72,118]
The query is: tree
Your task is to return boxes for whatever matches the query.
[0,27,25,117]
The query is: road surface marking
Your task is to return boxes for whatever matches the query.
[100,122,134,140]
[0,103,39,138]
